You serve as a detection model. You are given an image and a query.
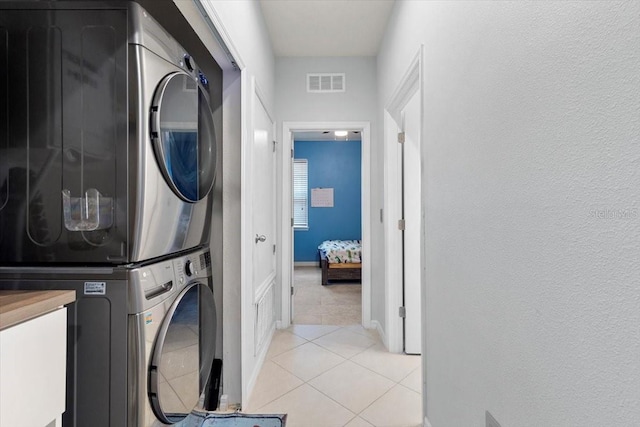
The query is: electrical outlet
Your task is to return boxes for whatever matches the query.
[486,411,502,427]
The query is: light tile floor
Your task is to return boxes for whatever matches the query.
[246,324,422,427]
[293,267,361,325]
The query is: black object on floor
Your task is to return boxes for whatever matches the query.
[205,358,223,410]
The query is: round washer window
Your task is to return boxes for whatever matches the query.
[151,72,216,202]
[149,282,216,423]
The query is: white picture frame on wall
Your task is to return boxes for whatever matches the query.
[311,188,334,207]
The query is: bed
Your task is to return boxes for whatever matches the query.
[317,240,362,286]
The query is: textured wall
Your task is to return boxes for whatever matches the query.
[379,1,640,425]
[294,140,362,262]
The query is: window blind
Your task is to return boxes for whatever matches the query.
[293,159,308,229]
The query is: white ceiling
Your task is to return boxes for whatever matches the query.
[259,0,396,57]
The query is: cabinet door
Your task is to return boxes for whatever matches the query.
[0,308,67,427]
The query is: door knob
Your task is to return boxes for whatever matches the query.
[255,234,267,243]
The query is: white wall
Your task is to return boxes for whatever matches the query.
[276,57,376,123]
[275,56,386,329]
[378,1,640,426]
[203,1,275,109]
[199,0,276,407]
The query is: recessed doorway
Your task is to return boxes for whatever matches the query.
[280,121,371,330]
[291,130,363,325]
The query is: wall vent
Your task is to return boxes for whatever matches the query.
[307,73,346,93]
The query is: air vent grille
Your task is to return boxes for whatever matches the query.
[307,73,345,93]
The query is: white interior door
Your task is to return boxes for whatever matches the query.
[252,93,276,300]
[289,144,295,323]
[402,91,422,355]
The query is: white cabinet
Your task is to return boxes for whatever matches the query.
[0,308,68,427]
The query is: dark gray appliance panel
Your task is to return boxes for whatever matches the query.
[0,273,129,427]
[0,9,129,264]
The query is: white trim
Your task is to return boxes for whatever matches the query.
[417,44,429,425]
[193,0,245,71]
[244,323,275,407]
[384,47,424,354]
[280,126,294,327]
[294,262,318,267]
[281,121,372,329]
[241,76,277,409]
[254,272,276,304]
[239,72,251,408]
[371,320,386,347]
[254,83,274,124]
[383,111,403,354]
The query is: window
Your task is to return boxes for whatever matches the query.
[293,159,308,229]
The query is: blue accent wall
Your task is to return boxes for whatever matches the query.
[294,140,362,262]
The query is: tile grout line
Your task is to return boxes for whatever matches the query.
[309,339,378,361]
[263,328,375,418]
[304,359,397,426]
[251,381,308,414]
[286,329,395,424]
[252,323,422,427]
[269,341,348,383]
[303,359,360,421]
[270,325,418,385]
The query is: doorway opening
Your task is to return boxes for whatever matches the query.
[292,130,363,325]
[280,121,371,330]
[383,47,424,355]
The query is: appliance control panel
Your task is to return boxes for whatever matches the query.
[173,250,209,284]
[128,248,211,313]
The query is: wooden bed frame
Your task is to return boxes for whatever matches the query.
[319,251,362,286]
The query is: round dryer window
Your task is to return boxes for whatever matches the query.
[151,72,216,202]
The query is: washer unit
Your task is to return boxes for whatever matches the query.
[129,248,216,426]
[0,247,217,427]
[0,1,218,264]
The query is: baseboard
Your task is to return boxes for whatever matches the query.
[371,320,387,348]
[424,416,433,427]
[294,261,318,267]
[243,324,276,409]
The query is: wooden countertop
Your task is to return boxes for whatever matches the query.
[0,290,76,331]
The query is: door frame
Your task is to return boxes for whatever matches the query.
[281,121,371,329]
[241,76,278,406]
[384,47,424,354]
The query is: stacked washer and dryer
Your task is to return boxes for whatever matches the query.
[0,2,222,426]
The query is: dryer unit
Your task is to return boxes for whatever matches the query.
[0,1,219,264]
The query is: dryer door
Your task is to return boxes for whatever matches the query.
[151,72,216,202]
[148,282,216,424]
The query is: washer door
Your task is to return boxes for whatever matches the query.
[149,282,216,424]
[151,72,216,202]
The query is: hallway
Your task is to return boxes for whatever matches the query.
[246,324,422,427]
[198,1,640,424]
[293,266,361,325]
